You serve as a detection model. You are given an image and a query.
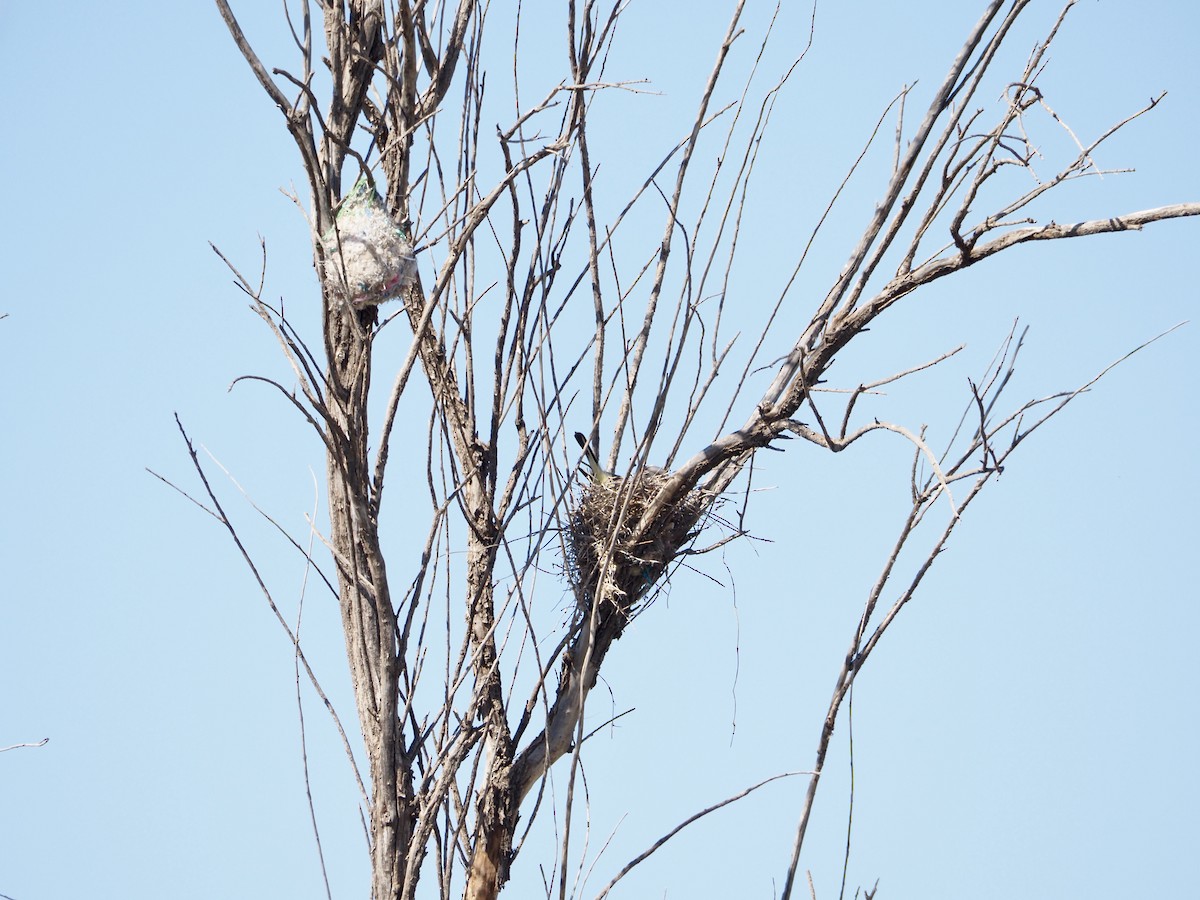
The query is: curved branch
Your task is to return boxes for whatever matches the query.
[214,0,293,115]
[594,772,807,900]
[858,202,1200,326]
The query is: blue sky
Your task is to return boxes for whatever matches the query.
[2,2,1197,899]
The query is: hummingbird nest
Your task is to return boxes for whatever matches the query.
[565,467,707,619]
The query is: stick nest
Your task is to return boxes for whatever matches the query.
[564,469,707,618]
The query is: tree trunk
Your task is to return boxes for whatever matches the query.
[325,303,414,899]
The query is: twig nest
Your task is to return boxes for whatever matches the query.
[565,467,706,615]
[322,177,417,307]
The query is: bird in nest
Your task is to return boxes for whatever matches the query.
[574,431,615,485]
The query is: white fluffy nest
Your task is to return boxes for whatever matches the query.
[322,182,417,307]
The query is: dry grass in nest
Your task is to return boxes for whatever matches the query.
[564,468,707,617]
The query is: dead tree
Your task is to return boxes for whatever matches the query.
[195,1,1198,897]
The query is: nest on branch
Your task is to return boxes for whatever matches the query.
[321,177,417,308]
[564,467,707,623]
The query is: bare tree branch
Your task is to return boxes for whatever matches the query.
[197,2,1197,897]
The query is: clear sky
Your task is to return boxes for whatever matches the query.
[2,2,1197,899]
